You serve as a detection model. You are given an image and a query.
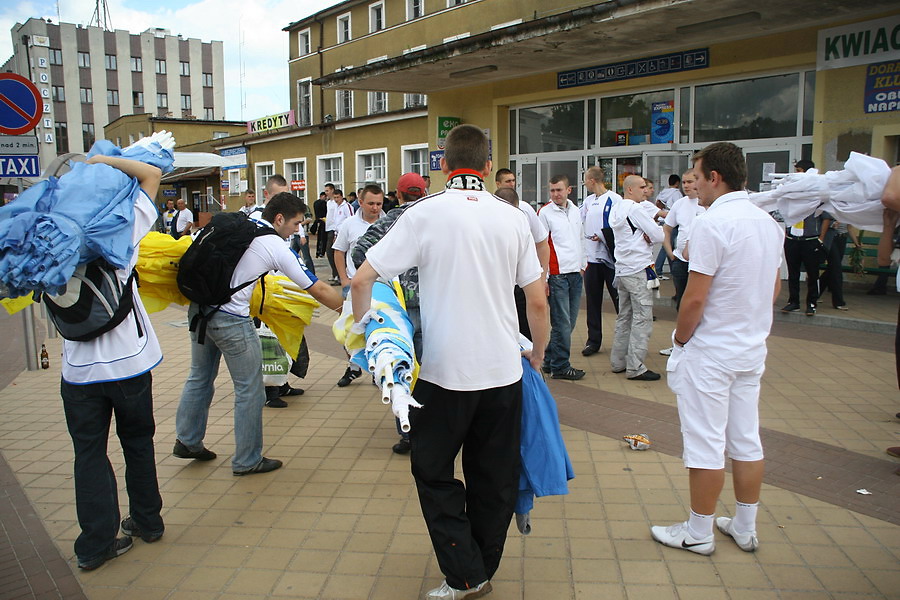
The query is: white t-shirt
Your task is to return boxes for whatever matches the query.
[217,219,316,316]
[174,208,193,235]
[664,196,706,262]
[246,205,306,246]
[583,191,621,264]
[609,199,664,276]
[332,212,383,279]
[62,190,163,384]
[325,199,353,233]
[538,200,586,274]
[517,200,548,244]
[687,191,784,370]
[655,187,682,209]
[365,188,542,391]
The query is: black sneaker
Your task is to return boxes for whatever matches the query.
[77,537,133,570]
[392,438,411,454]
[540,364,551,374]
[581,345,599,356]
[628,370,661,381]
[337,366,361,387]
[173,439,217,461]
[278,384,304,396]
[120,516,164,543]
[265,397,288,408]
[805,303,816,316]
[551,367,585,380]
[781,303,800,313]
[233,457,283,476]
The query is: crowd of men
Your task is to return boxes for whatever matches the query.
[53,128,900,600]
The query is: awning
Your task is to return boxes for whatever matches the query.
[161,166,219,184]
[172,152,245,168]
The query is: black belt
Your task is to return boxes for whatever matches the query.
[786,235,818,241]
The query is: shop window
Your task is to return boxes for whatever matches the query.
[599,90,674,147]
[694,73,798,143]
[518,100,585,153]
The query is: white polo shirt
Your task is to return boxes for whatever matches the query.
[325,199,353,233]
[174,208,193,235]
[538,199,586,275]
[332,211,384,279]
[609,199,664,276]
[517,200,548,244]
[664,196,706,262]
[687,190,784,370]
[62,190,163,384]
[365,188,542,391]
[218,219,316,317]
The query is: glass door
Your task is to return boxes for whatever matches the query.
[537,154,582,207]
[644,152,692,197]
[744,149,792,192]
[592,154,642,197]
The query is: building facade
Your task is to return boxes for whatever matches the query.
[4,18,225,174]
[226,0,898,212]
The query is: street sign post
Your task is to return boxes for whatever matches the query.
[0,73,42,136]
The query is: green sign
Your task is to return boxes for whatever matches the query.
[437,116,461,149]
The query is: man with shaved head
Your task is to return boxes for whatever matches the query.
[609,174,664,381]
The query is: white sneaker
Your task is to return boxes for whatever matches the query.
[716,517,759,552]
[660,275,670,280]
[425,580,493,599]
[650,521,715,555]
[659,347,673,356]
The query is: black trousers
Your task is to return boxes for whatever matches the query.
[325,230,338,279]
[671,258,689,311]
[818,234,847,307]
[784,237,820,306]
[583,261,618,350]
[513,285,531,341]
[314,222,327,257]
[409,379,522,590]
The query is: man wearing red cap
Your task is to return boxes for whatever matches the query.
[352,172,427,454]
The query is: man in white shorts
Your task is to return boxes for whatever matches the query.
[651,142,783,555]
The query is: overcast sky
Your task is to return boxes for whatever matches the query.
[0,0,340,122]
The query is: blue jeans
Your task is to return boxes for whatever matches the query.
[176,305,266,471]
[61,372,163,563]
[547,272,583,372]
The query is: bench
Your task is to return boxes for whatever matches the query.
[834,235,894,277]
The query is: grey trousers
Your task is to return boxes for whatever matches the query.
[610,272,653,377]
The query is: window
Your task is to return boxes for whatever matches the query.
[448,0,467,6]
[405,93,426,108]
[79,87,92,104]
[133,91,144,107]
[369,2,384,33]
[518,100,585,153]
[48,48,62,65]
[204,107,215,120]
[693,74,798,143]
[55,122,68,153]
[227,169,241,196]
[599,90,673,147]
[368,91,387,114]
[402,145,429,175]
[51,86,65,102]
[155,59,166,74]
[131,56,142,72]
[77,52,90,68]
[337,90,353,119]
[180,61,190,76]
[181,94,191,110]
[107,90,119,105]
[802,71,816,137]
[82,123,95,149]
[299,29,311,56]
[285,160,307,202]
[104,54,116,70]
[337,13,351,43]
[255,163,275,199]
[157,92,168,108]
[298,79,312,126]
[407,0,424,20]
[202,72,213,87]
[357,150,387,191]
[318,155,343,191]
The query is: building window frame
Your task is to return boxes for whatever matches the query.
[407,0,424,20]
[180,61,190,76]
[404,93,426,108]
[204,107,215,119]
[155,59,166,74]
[130,56,142,72]
[355,148,388,192]
[401,143,429,176]
[202,72,213,87]
[157,92,168,108]
[48,48,63,65]
[77,52,90,68]
[298,78,313,126]
[107,89,119,106]
[336,89,354,120]
[79,87,93,104]
[337,12,352,43]
[51,86,65,102]
[133,91,144,107]
[181,94,192,111]
[317,153,344,193]
[298,28,311,56]
[55,121,68,153]
[104,54,117,70]
[284,158,308,203]
[254,161,275,199]
[369,1,385,33]
[368,91,387,115]
[82,123,95,149]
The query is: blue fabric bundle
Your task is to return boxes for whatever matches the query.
[516,356,575,515]
[0,140,174,297]
[350,281,416,387]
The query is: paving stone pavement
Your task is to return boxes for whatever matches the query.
[0,272,898,600]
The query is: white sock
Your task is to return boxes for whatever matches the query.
[732,500,758,533]
[687,509,714,539]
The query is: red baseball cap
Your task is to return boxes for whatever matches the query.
[397,172,427,198]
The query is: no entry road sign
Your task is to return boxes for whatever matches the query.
[0,73,42,136]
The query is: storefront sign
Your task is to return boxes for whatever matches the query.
[650,101,674,144]
[818,15,900,71]
[864,59,900,113]
[557,48,708,90]
[247,111,295,134]
[437,117,461,149]
[291,179,306,191]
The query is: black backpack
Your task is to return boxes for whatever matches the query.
[41,259,140,342]
[176,211,279,343]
